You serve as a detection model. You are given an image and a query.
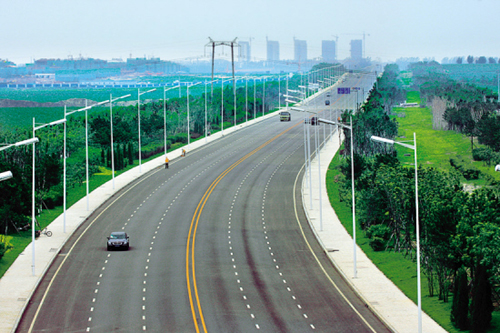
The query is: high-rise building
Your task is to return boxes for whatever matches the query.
[322,40,336,63]
[294,38,307,62]
[267,40,280,62]
[350,40,363,60]
[239,41,251,62]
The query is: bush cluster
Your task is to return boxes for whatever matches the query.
[449,157,481,180]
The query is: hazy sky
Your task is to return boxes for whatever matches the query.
[2,0,499,65]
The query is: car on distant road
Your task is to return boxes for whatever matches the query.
[107,231,130,250]
[325,100,330,105]
[280,111,291,121]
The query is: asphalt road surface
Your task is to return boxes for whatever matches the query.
[17,73,390,333]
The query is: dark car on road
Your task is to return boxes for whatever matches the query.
[107,231,130,250]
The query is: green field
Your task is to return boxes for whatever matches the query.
[395,91,500,185]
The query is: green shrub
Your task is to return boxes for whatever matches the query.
[366,224,391,251]
[366,224,391,240]
[472,147,493,163]
[369,237,386,251]
[173,133,188,144]
[0,235,13,261]
[43,184,63,209]
[170,142,184,151]
[449,157,481,180]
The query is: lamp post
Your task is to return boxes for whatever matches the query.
[371,133,421,333]
[138,88,156,173]
[109,94,131,190]
[221,77,232,135]
[245,77,248,123]
[319,116,356,277]
[187,82,202,148]
[65,99,111,212]
[253,77,257,119]
[278,75,281,110]
[164,85,180,155]
[1,137,39,275]
[291,107,316,211]
[262,77,266,117]
[233,77,237,127]
[33,117,66,276]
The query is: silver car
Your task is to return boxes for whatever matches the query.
[107,231,130,250]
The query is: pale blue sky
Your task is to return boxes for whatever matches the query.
[1,0,499,64]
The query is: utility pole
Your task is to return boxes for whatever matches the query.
[205,37,239,96]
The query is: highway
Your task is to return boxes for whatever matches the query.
[17,73,389,332]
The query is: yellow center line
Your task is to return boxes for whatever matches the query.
[186,121,301,332]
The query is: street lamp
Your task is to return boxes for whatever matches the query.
[1,137,39,276]
[221,77,233,135]
[66,99,111,212]
[0,137,39,151]
[138,88,157,173]
[291,107,317,214]
[0,137,39,274]
[319,117,356,278]
[33,118,66,276]
[187,82,202,148]
[0,171,13,181]
[109,94,132,189]
[371,133,421,333]
[164,85,180,155]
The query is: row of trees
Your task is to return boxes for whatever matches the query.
[456,56,499,64]
[335,64,499,332]
[0,71,323,234]
[411,61,500,157]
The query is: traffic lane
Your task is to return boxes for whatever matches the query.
[266,161,391,332]
[192,128,312,332]
[193,120,390,332]
[80,130,279,332]
[19,118,280,331]
[85,118,296,332]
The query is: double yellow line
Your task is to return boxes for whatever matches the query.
[185,122,300,332]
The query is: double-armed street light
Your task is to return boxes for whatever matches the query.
[371,133,421,333]
[0,137,39,275]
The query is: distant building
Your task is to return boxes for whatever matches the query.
[239,41,251,62]
[350,40,363,60]
[322,40,336,63]
[294,38,307,63]
[267,40,280,62]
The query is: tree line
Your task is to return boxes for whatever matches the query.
[335,64,499,332]
[0,73,314,235]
